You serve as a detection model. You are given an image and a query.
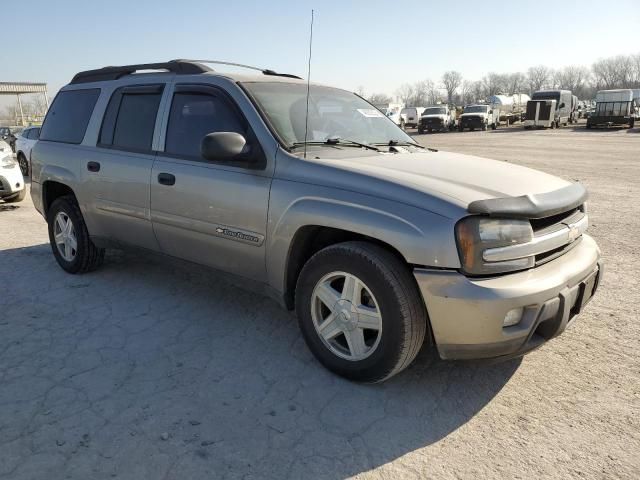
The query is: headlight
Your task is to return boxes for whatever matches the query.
[455,216,534,275]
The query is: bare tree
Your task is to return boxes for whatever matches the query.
[555,66,590,96]
[395,83,415,105]
[506,72,526,94]
[442,71,462,104]
[481,73,506,97]
[592,57,619,89]
[527,65,550,93]
[460,80,474,105]
[367,93,392,105]
[355,85,366,97]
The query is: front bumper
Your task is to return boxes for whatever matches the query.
[0,162,25,197]
[459,117,485,129]
[414,234,602,360]
[420,119,445,130]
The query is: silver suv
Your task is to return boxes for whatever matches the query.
[31,60,602,382]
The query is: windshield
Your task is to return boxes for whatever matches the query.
[423,107,446,115]
[463,105,488,113]
[243,82,414,146]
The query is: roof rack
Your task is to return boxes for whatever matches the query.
[70,60,211,84]
[70,59,302,85]
[171,59,302,79]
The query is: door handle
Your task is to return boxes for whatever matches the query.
[87,161,101,172]
[157,173,176,186]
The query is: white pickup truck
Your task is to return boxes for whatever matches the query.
[418,105,457,133]
[458,104,500,131]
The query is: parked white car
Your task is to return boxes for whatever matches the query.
[15,126,40,176]
[0,140,26,203]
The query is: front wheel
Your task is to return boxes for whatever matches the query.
[47,195,105,274]
[295,241,428,383]
[418,127,424,134]
[629,119,635,129]
[17,153,29,177]
[491,123,497,130]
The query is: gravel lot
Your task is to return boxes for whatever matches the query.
[1,123,638,479]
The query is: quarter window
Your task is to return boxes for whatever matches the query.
[165,92,246,159]
[40,89,100,144]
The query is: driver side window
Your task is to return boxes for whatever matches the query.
[165,91,247,159]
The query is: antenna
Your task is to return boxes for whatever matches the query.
[303,9,314,159]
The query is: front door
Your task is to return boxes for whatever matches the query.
[150,84,271,282]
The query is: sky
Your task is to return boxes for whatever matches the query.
[1,0,639,107]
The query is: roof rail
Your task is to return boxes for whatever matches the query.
[70,60,212,84]
[175,59,302,79]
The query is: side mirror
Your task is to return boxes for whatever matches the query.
[201,132,247,161]
[559,103,565,108]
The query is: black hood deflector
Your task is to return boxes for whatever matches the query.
[467,182,588,219]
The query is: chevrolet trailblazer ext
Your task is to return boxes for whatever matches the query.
[31,60,602,382]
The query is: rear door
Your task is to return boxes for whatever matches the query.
[82,83,166,250]
[150,83,271,281]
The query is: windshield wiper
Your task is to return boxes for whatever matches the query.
[373,140,426,149]
[291,137,380,152]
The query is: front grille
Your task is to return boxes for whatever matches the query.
[531,206,586,265]
[530,207,580,233]
[421,117,443,125]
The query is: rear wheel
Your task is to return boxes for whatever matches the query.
[418,127,424,134]
[47,195,105,274]
[295,241,428,383]
[629,118,635,129]
[17,152,29,177]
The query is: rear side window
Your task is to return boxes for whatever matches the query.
[99,84,164,152]
[165,92,246,159]
[40,89,100,144]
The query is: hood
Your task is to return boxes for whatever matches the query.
[461,112,488,117]
[297,150,571,218]
[422,114,447,120]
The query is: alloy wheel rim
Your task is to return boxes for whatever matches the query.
[54,212,77,262]
[310,271,382,361]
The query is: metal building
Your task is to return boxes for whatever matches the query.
[0,82,49,126]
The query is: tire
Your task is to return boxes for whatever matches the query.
[586,123,591,129]
[427,128,432,133]
[418,127,424,134]
[491,123,497,130]
[470,127,475,131]
[17,152,29,177]
[481,123,487,131]
[629,119,635,129]
[458,126,463,132]
[47,195,105,274]
[295,241,428,383]
[524,126,531,130]
[3,189,26,203]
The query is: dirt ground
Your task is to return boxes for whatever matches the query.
[1,122,638,479]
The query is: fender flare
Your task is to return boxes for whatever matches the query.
[267,196,453,295]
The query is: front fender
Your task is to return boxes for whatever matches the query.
[266,179,461,294]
